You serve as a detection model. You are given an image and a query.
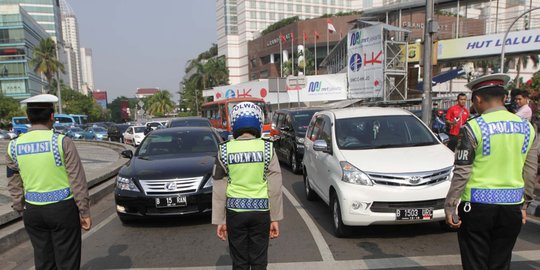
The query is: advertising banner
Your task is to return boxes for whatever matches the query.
[92,91,108,109]
[438,29,540,60]
[287,74,347,103]
[212,80,270,101]
[347,24,384,99]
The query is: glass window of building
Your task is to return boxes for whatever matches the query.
[278,3,284,11]
[278,13,285,20]
[313,6,319,13]
[250,11,257,19]
[250,21,257,30]
[247,0,255,8]
[363,0,373,8]
[305,6,311,13]
[322,0,328,5]
[330,0,336,5]
[269,12,276,20]
[338,0,344,6]
[296,5,302,12]
[269,2,275,10]
[260,12,266,20]
[288,4,293,12]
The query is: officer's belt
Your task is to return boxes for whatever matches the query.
[25,187,71,203]
[226,198,269,210]
[470,188,524,204]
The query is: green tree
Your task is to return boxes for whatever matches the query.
[110,96,137,123]
[61,86,108,122]
[146,90,175,117]
[0,94,24,127]
[29,38,65,93]
[513,54,539,88]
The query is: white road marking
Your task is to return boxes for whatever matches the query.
[526,216,540,226]
[282,187,335,262]
[83,212,117,240]
[123,249,540,270]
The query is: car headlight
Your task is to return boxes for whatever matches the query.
[340,161,373,186]
[295,136,305,144]
[203,177,213,188]
[116,176,140,192]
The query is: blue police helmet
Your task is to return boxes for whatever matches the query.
[230,102,264,138]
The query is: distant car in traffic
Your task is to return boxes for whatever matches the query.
[65,127,85,140]
[53,125,68,134]
[271,108,322,174]
[108,124,131,143]
[303,107,454,237]
[114,127,220,223]
[166,117,211,128]
[0,130,16,140]
[83,126,108,140]
[12,116,30,135]
[123,125,146,146]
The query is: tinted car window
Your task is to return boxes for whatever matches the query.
[292,112,316,132]
[335,115,438,150]
[134,127,145,133]
[169,119,211,128]
[320,116,332,145]
[137,130,218,156]
[309,117,324,141]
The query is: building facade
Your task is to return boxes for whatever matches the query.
[135,88,160,99]
[80,47,94,95]
[60,0,82,92]
[2,0,63,42]
[248,15,358,80]
[0,4,49,99]
[217,0,373,84]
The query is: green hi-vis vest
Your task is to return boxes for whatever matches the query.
[8,130,72,205]
[219,138,272,212]
[462,110,535,205]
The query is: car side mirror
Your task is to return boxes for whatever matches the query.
[121,150,133,159]
[437,133,450,145]
[313,140,331,154]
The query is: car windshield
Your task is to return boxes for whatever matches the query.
[335,115,438,150]
[54,117,73,123]
[137,130,218,156]
[170,119,210,127]
[93,127,107,132]
[70,128,83,132]
[13,118,29,125]
[134,127,145,133]
[292,112,316,132]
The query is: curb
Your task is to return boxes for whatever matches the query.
[0,140,133,254]
[528,200,540,217]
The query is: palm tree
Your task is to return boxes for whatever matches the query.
[513,54,539,88]
[147,90,175,116]
[29,38,64,93]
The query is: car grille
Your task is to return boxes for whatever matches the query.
[370,199,445,213]
[139,177,204,195]
[367,167,452,187]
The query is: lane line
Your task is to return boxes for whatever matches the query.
[282,187,335,262]
[82,212,117,241]
[124,249,540,270]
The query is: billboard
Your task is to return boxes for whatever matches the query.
[287,74,347,103]
[438,29,540,60]
[347,24,384,99]
[212,80,270,101]
[92,91,108,109]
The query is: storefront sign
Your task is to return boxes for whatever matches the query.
[1,79,26,94]
[213,80,270,101]
[287,74,347,102]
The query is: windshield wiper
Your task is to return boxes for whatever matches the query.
[371,144,399,149]
[406,142,437,147]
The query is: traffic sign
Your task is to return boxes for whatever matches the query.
[286,75,307,89]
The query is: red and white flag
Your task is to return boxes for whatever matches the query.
[303,32,308,42]
[314,31,320,39]
[327,18,336,33]
[280,33,286,42]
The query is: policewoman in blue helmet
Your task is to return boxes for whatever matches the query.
[212,102,283,270]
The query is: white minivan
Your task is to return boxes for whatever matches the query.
[302,107,454,237]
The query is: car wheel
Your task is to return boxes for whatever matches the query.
[331,193,351,238]
[290,149,301,174]
[304,168,317,201]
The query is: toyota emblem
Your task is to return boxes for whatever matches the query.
[408,176,422,185]
[165,182,177,191]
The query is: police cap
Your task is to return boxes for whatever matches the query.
[20,94,58,109]
[465,73,511,93]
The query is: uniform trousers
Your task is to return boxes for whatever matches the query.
[226,209,270,270]
[23,198,82,270]
[457,202,523,270]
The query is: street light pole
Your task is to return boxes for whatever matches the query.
[499,7,540,73]
[421,0,436,125]
[55,41,63,114]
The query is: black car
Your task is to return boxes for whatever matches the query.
[115,127,220,223]
[166,117,211,128]
[271,108,322,174]
[108,124,130,143]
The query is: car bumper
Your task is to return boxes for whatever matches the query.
[134,138,143,145]
[337,182,450,226]
[115,188,212,217]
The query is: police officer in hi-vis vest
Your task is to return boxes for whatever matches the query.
[6,94,91,270]
[212,102,283,270]
[444,74,538,270]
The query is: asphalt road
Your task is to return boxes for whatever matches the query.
[2,165,540,270]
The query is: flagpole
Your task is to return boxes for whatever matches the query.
[280,37,283,78]
[303,34,306,75]
[326,28,329,56]
[291,33,294,77]
[315,34,318,75]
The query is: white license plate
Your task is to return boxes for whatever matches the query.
[396,208,433,220]
[155,196,187,208]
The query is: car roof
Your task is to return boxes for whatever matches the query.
[275,107,323,114]
[151,126,215,134]
[170,117,208,121]
[322,107,412,119]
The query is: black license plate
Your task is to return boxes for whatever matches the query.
[396,208,433,220]
[155,196,187,208]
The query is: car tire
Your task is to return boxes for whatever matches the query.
[331,193,351,238]
[290,149,301,174]
[304,168,317,201]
